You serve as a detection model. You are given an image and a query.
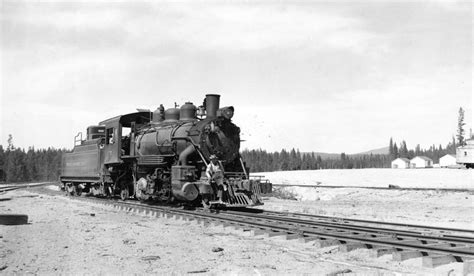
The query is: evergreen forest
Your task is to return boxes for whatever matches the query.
[0,145,64,183]
[0,137,461,183]
[241,137,458,173]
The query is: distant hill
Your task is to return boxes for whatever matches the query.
[302,147,389,159]
[352,146,389,155]
[301,152,341,159]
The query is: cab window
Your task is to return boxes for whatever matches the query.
[106,128,115,144]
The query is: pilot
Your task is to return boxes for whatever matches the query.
[206,154,226,202]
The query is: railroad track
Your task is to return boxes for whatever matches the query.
[11,185,474,269]
[252,209,474,236]
[272,184,474,193]
[0,182,56,194]
[68,195,474,269]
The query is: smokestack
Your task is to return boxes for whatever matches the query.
[205,94,220,119]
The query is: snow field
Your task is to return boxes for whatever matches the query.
[253,168,473,201]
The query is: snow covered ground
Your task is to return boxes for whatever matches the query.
[253,168,473,189]
[250,169,473,231]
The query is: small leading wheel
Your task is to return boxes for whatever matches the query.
[120,189,129,201]
[104,185,113,199]
[201,196,211,210]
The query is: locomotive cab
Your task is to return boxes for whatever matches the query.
[99,112,152,164]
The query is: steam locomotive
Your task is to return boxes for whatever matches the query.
[60,94,271,207]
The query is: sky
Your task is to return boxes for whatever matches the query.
[0,0,472,154]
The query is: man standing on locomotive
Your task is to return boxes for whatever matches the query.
[206,154,226,202]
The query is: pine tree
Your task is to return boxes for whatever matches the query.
[7,134,14,151]
[415,144,421,155]
[289,148,298,170]
[393,144,398,158]
[25,147,37,181]
[399,141,408,158]
[457,107,466,146]
[0,145,5,182]
[389,138,394,156]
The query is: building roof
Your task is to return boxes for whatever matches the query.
[441,154,456,158]
[392,158,410,162]
[411,156,433,162]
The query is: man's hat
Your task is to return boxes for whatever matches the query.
[209,154,218,160]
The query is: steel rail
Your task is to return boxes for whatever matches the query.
[218,210,474,244]
[83,198,474,259]
[0,182,55,193]
[258,210,474,235]
[271,184,474,193]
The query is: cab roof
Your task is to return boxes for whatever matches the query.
[99,111,152,127]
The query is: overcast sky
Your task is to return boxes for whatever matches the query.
[1,0,472,153]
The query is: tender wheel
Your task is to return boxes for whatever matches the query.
[76,186,83,196]
[66,185,76,196]
[120,189,129,201]
[58,182,65,191]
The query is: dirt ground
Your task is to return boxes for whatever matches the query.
[0,187,471,275]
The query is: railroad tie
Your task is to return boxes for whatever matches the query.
[283,234,301,240]
[369,246,397,258]
[250,228,266,236]
[339,242,370,253]
[313,238,341,248]
[422,254,460,268]
[263,230,288,238]
[392,250,425,261]
[223,222,235,229]
[298,236,320,243]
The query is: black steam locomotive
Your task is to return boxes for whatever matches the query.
[60,94,271,207]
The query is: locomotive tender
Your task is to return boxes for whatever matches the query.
[60,94,271,207]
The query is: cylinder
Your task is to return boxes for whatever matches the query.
[205,94,220,119]
[171,166,198,201]
[180,102,197,121]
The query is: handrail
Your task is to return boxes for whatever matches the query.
[74,132,82,146]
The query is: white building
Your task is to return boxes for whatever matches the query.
[410,156,433,168]
[456,139,474,168]
[439,154,456,167]
[391,158,410,169]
